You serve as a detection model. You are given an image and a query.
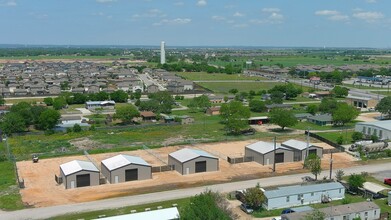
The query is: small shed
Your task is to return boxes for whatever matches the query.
[60,160,100,189]
[101,154,152,184]
[168,148,219,175]
[245,141,294,165]
[281,139,323,161]
[206,106,221,115]
[140,111,157,121]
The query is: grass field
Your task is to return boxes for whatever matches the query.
[0,55,129,60]
[197,81,285,94]
[175,72,264,81]
[317,130,355,144]
[0,143,24,211]
[5,97,45,105]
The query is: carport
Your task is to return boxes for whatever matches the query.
[362,182,389,196]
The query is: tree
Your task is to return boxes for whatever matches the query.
[0,96,4,105]
[96,91,109,101]
[38,109,61,130]
[228,88,238,95]
[319,98,339,114]
[10,102,33,125]
[53,97,67,110]
[332,86,349,98]
[332,103,359,126]
[375,96,391,118]
[1,112,26,135]
[306,104,318,115]
[114,104,140,124]
[249,100,266,112]
[73,124,82,132]
[269,108,298,130]
[304,209,326,220]
[270,90,284,104]
[352,132,364,142]
[348,173,366,192]
[335,169,345,181]
[304,154,322,180]
[72,93,87,104]
[148,91,175,114]
[220,101,251,134]
[243,185,265,208]
[43,97,54,106]
[138,100,160,113]
[188,95,211,112]
[269,83,302,100]
[110,90,128,103]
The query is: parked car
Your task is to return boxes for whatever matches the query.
[384,178,391,186]
[240,203,254,214]
[302,176,315,182]
[235,190,246,203]
[281,208,295,214]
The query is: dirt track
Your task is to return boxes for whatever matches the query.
[17,140,358,207]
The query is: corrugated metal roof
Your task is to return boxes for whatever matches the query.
[96,207,180,220]
[356,120,391,131]
[282,139,311,151]
[264,182,344,199]
[363,182,389,194]
[246,141,287,154]
[169,148,217,163]
[101,154,150,171]
[60,160,99,176]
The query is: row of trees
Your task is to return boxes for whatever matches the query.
[137,91,175,114]
[0,102,60,135]
[157,62,242,74]
[289,69,349,84]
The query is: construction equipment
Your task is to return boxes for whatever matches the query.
[364,142,388,153]
[32,154,39,163]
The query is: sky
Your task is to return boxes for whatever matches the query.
[0,0,390,48]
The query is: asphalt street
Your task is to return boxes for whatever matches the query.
[1,162,390,220]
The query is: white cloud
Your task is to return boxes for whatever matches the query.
[174,2,184,6]
[212,15,225,21]
[96,0,116,3]
[196,0,206,7]
[315,10,339,16]
[233,12,245,17]
[353,11,384,22]
[262,8,280,13]
[268,12,284,23]
[153,18,191,26]
[0,0,17,6]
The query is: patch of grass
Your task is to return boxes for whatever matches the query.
[292,122,337,131]
[52,198,190,220]
[197,82,285,94]
[317,130,355,144]
[175,71,265,81]
[5,97,45,105]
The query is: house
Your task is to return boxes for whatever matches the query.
[355,120,391,140]
[295,113,313,122]
[59,160,100,189]
[140,111,157,121]
[87,85,100,93]
[98,207,180,220]
[179,115,194,125]
[13,89,28,96]
[85,100,116,110]
[266,104,293,112]
[346,95,379,110]
[309,76,321,85]
[72,88,85,94]
[168,148,219,175]
[248,116,269,125]
[59,115,88,125]
[314,91,332,99]
[206,106,221,115]
[245,141,294,165]
[48,84,61,95]
[307,114,333,126]
[263,182,345,210]
[281,139,323,161]
[101,154,152,184]
[281,201,380,220]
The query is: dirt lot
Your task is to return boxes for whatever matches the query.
[17,140,358,207]
[356,112,382,122]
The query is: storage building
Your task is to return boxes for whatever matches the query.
[60,160,100,189]
[355,120,391,140]
[245,141,294,165]
[168,148,219,175]
[101,154,152,184]
[281,139,323,161]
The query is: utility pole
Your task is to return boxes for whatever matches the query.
[273,136,276,173]
[329,151,333,179]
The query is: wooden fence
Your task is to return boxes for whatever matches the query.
[305,131,345,152]
[152,165,175,173]
[227,156,254,164]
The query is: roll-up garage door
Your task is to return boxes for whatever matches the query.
[195,161,207,173]
[76,174,90,187]
[125,169,138,181]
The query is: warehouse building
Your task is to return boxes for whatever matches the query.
[281,139,323,161]
[168,148,219,175]
[355,120,391,140]
[245,141,294,165]
[101,154,152,184]
[60,160,100,189]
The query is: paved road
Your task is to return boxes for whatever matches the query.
[1,162,390,220]
[194,80,279,83]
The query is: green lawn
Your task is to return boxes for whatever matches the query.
[175,72,264,81]
[370,90,391,96]
[317,130,355,144]
[197,81,285,94]
[0,143,24,211]
[5,97,45,105]
[52,198,190,220]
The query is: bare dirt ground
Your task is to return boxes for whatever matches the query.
[17,140,358,208]
[356,112,382,122]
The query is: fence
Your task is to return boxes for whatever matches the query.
[323,148,340,154]
[305,131,345,152]
[152,165,175,173]
[227,156,254,164]
[4,135,25,189]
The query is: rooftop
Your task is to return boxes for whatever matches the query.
[356,120,391,131]
[60,160,99,176]
[246,141,287,154]
[169,148,217,163]
[101,154,150,171]
[97,207,180,220]
[264,182,344,199]
[282,139,313,151]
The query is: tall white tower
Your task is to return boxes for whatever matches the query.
[160,41,166,64]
